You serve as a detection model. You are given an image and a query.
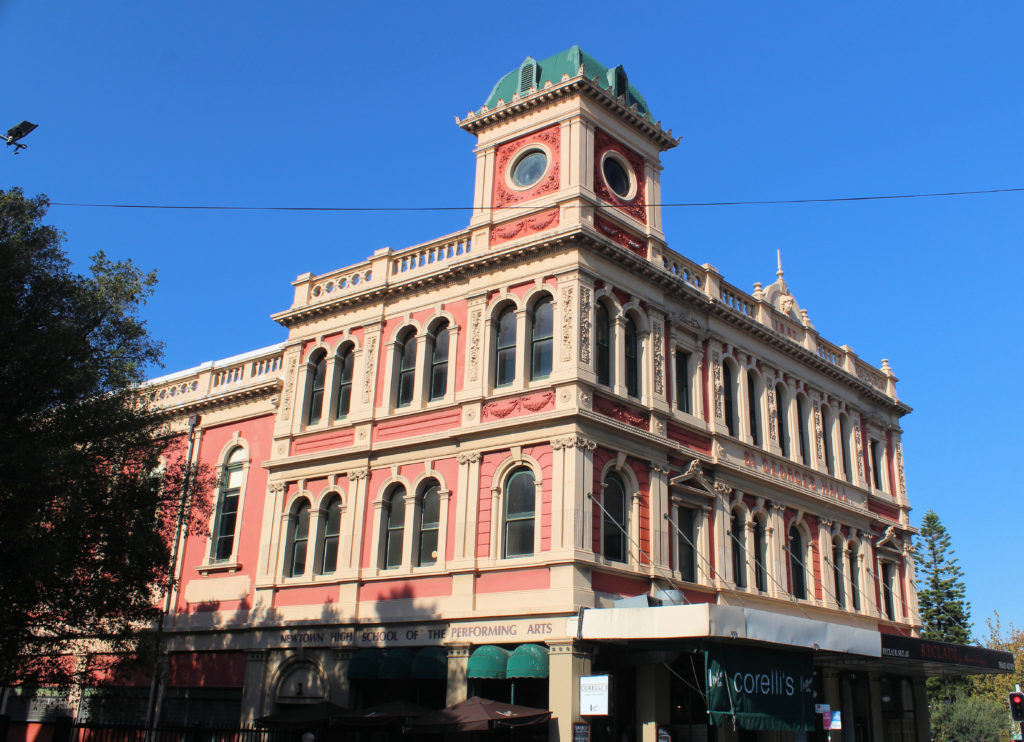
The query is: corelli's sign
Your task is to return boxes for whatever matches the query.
[706,645,815,731]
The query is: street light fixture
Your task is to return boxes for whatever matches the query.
[5,121,38,153]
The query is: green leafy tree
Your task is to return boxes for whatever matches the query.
[930,692,1007,742]
[916,510,972,646]
[971,613,1023,738]
[0,188,202,686]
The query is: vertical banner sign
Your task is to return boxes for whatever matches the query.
[705,645,815,731]
[580,675,610,715]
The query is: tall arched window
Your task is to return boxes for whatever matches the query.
[504,468,535,558]
[821,406,835,476]
[624,316,640,398]
[396,330,416,408]
[730,509,746,588]
[881,562,897,620]
[675,350,691,414]
[722,362,736,437]
[530,297,553,380]
[747,372,761,445]
[418,483,440,566]
[335,346,354,419]
[602,472,627,563]
[211,446,245,562]
[840,415,852,483]
[832,537,845,608]
[676,506,696,582]
[287,499,310,578]
[753,516,767,592]
[596,303,611,386]
[495,306,517,387]
[789,525,807,600]
[848,545,861,610]
[776,384,789,458]
[317,496,342,575]
[306,350,327,425]
[797,395,810,465]
[383,487,406,569]
[428,322,449,401]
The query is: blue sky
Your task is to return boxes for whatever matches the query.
[3,2,1021,634]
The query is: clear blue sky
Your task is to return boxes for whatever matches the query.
[3,2,1021,635]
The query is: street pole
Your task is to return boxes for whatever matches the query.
[144,414,200,731]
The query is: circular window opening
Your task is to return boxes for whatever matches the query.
[602,154,633,199]
[510,149,548,189]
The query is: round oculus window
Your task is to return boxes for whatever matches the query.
[602,154,633,199]
[510,149,548,189]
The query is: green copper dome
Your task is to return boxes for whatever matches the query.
[480,45,651,117]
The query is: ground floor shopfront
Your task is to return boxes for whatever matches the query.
[2,605,1013,742]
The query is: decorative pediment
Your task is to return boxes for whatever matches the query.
[875,525,906,557]
[670,459,731,499]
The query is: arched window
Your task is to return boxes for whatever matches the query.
[730,509,746,588]
[306,350,327,425]
[596,303,611,386]
[797,395,810,465]
[840,415,852,483]
[317,496,342,575]
[383,487,406,569]
[753,516,767,592]
[530,297,553,380]
[417,483,440,566]
[881,562,897,620]
[624,316,640,398]
[211,447,245,562]
[286,499,310,578]
[602,472,627,563]
[747,372,761,446]
[495,306,517,387]
[504,468,535,558]
[789,525,807,600]
[848,545,861,610]
[832,537,845,608]
[675,349,691,414]
[428,322,449,401]
[870,439,884,490]
[776,384,789,458]
[821,406,835,476]
[676,506,696,582]
[396,330,416,408]
[722,362,736,437]
[335,345,354,419]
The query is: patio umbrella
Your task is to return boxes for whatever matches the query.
[405,696,551,733]
[256,701,350,728]
[334,699,432,727]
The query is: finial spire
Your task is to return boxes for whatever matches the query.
[776,249,784,280]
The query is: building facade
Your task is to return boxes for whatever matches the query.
[4,47,1013,742]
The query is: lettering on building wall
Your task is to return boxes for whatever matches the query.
[743,452,851,501]
[277,620,554,648]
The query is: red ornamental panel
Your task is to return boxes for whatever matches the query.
[593,129,647,224]
[492,125,561,208]
[490,208,560,246]
[594,215,645,257]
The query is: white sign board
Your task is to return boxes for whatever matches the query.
[829,711,842,730]
[580,675,610,715]
[815,704,830,714]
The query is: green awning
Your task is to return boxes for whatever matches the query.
[411,647,448,680]
[466,646,511,679]
[506,644,549,679]
[705,645,815,732]
[378,648,416,680]
[348,648,383,680]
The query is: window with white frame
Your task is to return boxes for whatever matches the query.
[383,487,406,569]
[417,482,441,566]
[730,508,746,588]
[776,383,790,458]
[334,344,354,419]
[674,349,691,414]
[747,370,762,446]
[305,349,327,425]
[881,561,897,620]
[395,329,417,408]
[316,495,342,575]
[676,505,696,582]
[601,471,628,563]
[285,498,310,577]
[839,415,853,483]
[821,405,835,476]
[870,438,885,490]
[530,297,553,380]
[495,306,517,388]
[753,515,767,591]
[848,543,861,611]
[832,536,846,608]
[428,322,450,401]
[503,468,535,558]
[797,394,811,465]
[211,446,245,563]
[596,302,612,386]
[722,360,737,437]
[788,524,807,600]
[624,316,640,398]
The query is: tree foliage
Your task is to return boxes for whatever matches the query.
[0,188,204,685]
[930,692,1007,742]
[971,612,1023,732]
[916,510,972,645]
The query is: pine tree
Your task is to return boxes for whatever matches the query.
[916,510,972,645]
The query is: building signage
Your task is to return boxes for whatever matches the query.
[275,617,565,649]
[580,675,610,716]
[880,634,1015,671]
[706,645,815,731]
[742,452,853,502]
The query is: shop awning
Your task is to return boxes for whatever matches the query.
[348,648,383,679]
[378,648,416,680]
[506,644,549,678]
[411,646,448,680]
[705,645,815,732]
[467,646,511,679]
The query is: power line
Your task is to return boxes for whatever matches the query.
[46,185,1024,213]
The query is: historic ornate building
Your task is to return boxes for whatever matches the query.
[5,46,1012,742]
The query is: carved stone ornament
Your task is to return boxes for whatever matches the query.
[268,482,286,497]
[813,399,824,461]
[766,386,778,441]
[457,452,481,465]
[653,321,664,396]
[483,391,555,420]
[490,208,560,246]
[346,468,368,481]
[468,309,482,382]
[561,285,574,363]
[280,356,297,420]
[552,435,597,450]
[853,424,865,479]
[670,459,729,499]
[579,390,592,408]
[895,441,907,497]
[711,351,723,420]
[362,336,378,404]
[579,287,592,364]
[670,309,704,332]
